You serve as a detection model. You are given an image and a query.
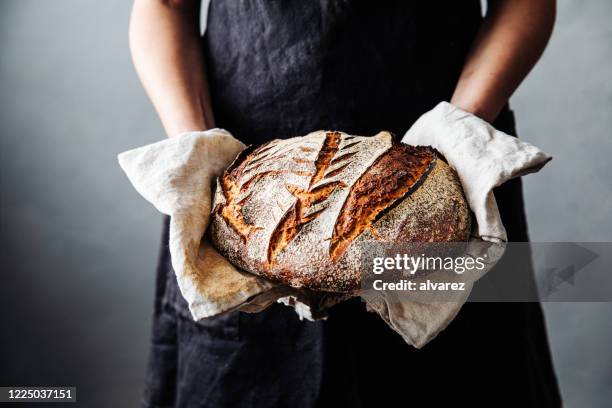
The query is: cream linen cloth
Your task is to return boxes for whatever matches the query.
[118,102,551,348]
[118,130,275,318]
[118,129,341,320]
[362,102,552,347]
[402,102,552,242]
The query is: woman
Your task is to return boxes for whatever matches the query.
[130,1,560,406]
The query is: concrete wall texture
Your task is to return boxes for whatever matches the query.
[0,1,610,406]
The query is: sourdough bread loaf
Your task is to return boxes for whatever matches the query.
[209,131,471,292]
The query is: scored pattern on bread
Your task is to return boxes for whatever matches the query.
[214,137,321,242]
[210,131,471,292]
[267,131,347,265]
[329,143,435,259]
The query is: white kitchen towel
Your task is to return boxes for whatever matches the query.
[402,102,552,242]
[119,130,275,318]
[118,130,346,321]
[119,106,551,348]
[361,238,506,348]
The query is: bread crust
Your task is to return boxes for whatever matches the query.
[210,131,471,292]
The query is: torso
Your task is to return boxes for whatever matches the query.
[144,3,562,407]
[202,0,482,145]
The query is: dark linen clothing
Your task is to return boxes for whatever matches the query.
[142,1,561,407]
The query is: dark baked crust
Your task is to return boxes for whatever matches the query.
[209,131,471,292]
[330,144,435,259]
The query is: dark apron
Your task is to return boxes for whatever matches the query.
[142,1,561,407]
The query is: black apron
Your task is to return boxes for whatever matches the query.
[142,1,561,407]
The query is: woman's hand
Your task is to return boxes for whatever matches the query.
[451,0,556,122]
[129,0,215,138]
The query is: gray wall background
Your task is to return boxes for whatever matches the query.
[0,1,610,407]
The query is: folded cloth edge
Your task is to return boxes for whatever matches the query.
[401,102,552,242]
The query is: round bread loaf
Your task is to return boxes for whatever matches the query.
[209,131,471,293]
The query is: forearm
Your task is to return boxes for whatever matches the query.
[129,0,215,138]
[451,0,556,122]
